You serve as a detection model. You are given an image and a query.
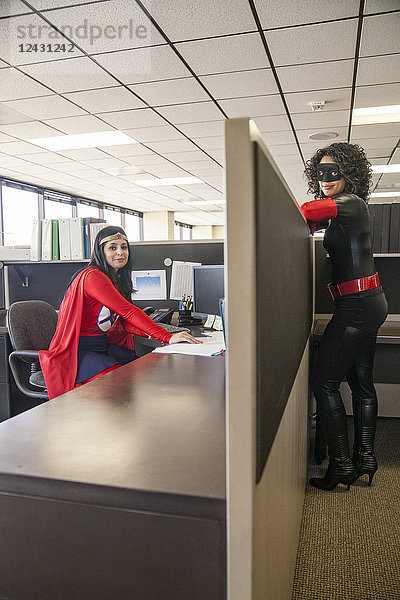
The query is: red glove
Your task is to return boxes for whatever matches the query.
[301,198,337,224]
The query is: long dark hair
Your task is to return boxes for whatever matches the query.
[69,226,134,301]
[304,142,373,202]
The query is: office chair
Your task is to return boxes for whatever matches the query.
[7,300,58,400]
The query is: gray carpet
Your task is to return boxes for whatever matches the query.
[292,418,400,600]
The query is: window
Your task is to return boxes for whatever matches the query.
[44,199,73,219]
[125,212,142,241]
[174,221,192,240]
[103,207,122,226]
[77,201,100,218]
[2,183,39,246]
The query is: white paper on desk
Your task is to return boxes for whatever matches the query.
[169,260,201,300]
[132,270,167,300]
[153,342,225,357]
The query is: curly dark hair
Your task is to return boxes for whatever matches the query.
[304,142,373,202]
[69,225,134,301]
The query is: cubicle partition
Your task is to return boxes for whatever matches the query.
[225,118,312,600]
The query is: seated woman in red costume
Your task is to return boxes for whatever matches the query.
[39,226,199,400]
[301,143,387,491]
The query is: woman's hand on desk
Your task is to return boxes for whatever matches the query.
[169,332,202,344]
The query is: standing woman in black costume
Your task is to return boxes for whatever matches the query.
[301,142,388,491]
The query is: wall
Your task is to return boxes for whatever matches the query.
[143,211,174,240]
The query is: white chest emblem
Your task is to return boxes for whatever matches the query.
[97,306,117,332]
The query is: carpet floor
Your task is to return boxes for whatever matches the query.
[292,418,400,600]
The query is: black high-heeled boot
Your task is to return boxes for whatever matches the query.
[352,397,378,486]
[310,406,356,491]
[314,411,327,465]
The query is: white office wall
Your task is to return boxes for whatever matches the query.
[192,225,212,239]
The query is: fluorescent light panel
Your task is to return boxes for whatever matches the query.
[135,177,203,187]
[352,104,400,125]
[184,200,226,206]
[29,131,138,151]
[371,164,400,174]
[370,191,399,198]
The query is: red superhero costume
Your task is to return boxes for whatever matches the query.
[39,267,172,400]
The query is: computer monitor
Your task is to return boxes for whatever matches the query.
[193,265,224,320]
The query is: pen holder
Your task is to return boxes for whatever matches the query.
[178,309,192,325]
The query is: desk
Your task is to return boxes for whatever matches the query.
[0,352,226,600]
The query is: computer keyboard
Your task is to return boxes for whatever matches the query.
[156,322,190,333]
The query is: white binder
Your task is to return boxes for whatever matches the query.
[70,217,84,260]
[58,218,71,260]
[30,219,41,261]
[41,219,52,261]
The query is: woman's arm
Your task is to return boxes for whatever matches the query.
[85,270,200,344]
[300,197,338,223]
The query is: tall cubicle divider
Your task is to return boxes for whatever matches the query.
[225,118,312,600]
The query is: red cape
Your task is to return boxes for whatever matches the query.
[39,268,93,400]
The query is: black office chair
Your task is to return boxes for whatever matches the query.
[7,300,58,400]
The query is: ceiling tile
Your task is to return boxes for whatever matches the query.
[175,33,269,76]
[0,140,48,155]
[219,95,286,118]
[3,94,87,119]
[277,59,354,93]
[357,54,400,85]
[29,0,106,8]
[199,68,279,100]
[19,56,119,93]
[63,86,146,113]
[0,132,17,143]
[94,45,190,84]
[350,123,400,140]
[38,0,165,53]
[0,68,54,101]
[262,130,296,146]
[97,143,152,157]
[0,103,35,125]
[145,139,199,154]
[139,0,255,41]
[354,82,400,108]
[178,121,225,138]
[292,109,350,129]
[254,0,359,28]
[129,77,210,106]
[360,12,400,57]
[285,88,352,114]
[157,101,224,124]
[364,0,400,13]
[56,148,110,160]
[266,20,358,66]
[0,1,33,16]
[99,108,167,129]
[123,125,184,143]
[0,120,61,140]
[253,114,292,132]
[191,136,224,150]
[43,114,115,134]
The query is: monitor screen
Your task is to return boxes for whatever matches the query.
[193,265,224,319]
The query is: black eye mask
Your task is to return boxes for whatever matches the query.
[316,163,343,182]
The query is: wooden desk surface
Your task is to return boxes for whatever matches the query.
[0,352,225,518]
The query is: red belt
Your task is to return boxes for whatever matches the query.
[327,273,380,300]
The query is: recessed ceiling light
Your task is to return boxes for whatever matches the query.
[370,191,399,198]
[352,104,400,125]
[183,200,226,206]
[29,131,138,151]
[135,177,203,187]
[371,164,400,174]
[308,131,338,141]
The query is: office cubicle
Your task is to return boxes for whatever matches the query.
[225,118,312,600]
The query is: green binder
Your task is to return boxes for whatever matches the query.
[51,219,60,260]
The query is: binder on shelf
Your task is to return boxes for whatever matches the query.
[30,219,41,261]
[41,219,52,261]
[83,218,106,259]
[58,218,71,260]
[70,217,85,260]
[51,219,60,260]
[89,221,107,256]
[389,201,400,253]
[381,203,391,253]
[371,204,383,253]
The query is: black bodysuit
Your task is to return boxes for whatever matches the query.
[301,193,387,414]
